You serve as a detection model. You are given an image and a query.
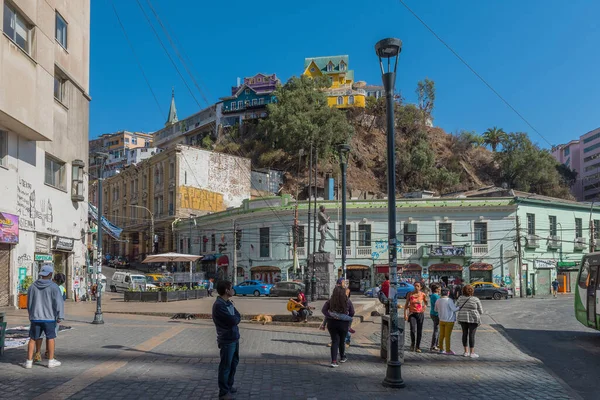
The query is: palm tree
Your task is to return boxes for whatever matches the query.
[483,127,507,152]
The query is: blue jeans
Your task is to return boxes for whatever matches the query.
[218,341,239,397]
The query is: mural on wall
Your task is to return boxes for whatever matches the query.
[16,177,54,231]
[180,186,224,212]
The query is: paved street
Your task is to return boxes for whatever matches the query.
[0,297,581,400]
[484,294,599,400]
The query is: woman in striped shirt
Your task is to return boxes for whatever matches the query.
[456,284,483,358]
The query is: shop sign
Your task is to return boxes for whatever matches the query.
[534,259,555,269]
[429,245,467,257]
[18,267,27,282]
[53,237,74,251]
[557,261,577,268]
[35,235,51,253]
[73,277,81,289]
[0,212,19,244]
[34,254,53,262]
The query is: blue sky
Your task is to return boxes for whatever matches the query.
[90,0,600,147]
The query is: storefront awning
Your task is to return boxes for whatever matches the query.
[250,266,281,273]
[429,263,463,272]
[469,263,493,271]
[217,255,229,267]
[399,263,422,272]
[346,265,369,270]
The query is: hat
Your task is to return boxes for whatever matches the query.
[39,264,54,277]
[336,277,345,285]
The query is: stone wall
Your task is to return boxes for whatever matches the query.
[312,252,336,300]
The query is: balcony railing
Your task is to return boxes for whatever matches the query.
[356,246,372,257]
[401,246,418,258]
[472,244,488,255]
[337,247,351,257]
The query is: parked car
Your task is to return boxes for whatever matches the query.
[269,281,305,297]
[109,256,130,269]
[364,282,415,299]
[110,271,147,292]
[232,280,274,297]
[472,282,509,300]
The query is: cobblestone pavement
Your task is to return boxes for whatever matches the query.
[0,303,580,400]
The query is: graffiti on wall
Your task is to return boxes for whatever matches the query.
[371,239,402,260]
[16,178,54,231]
[179,186,224,212]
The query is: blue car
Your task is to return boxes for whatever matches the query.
[232,280,274,297]
[364,282,415,299]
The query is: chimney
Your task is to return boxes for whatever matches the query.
[237,77,241,87]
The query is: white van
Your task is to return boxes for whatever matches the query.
[110,271,147,292]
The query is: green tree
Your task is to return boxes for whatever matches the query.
[495,132,572,198]
[260,76,353,158]
[556,163,578,187]
[482,126,507,152]
[416,78,435,125]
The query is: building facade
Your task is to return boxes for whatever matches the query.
[89,145,251,262]
[89,131,153,179]
[0,0,90,306]
[220,73,280,123]
[173,193,600,297]
[303,55,366,109]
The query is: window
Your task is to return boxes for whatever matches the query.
[294,225,305,248]
[142,173,147,190]
[132,137,137,145]
[252,99,258,106]
[230,102,236,110]
[153,196,163,216]
[211,234,216,252]
[327,63,333,72]
[169,162,175,179]
[526,213,535,235]
[338,224,350,247]
[245,89,250,95]
[563,147,570,157]
[439,223,452,245]
[44,154,66,190]
[53,72,66,102]
[583,132,600,144]
[55,12,67,48]
[168,191,174,215]
[337,96,343,105]
[3,2,32,54]
[154,165,161,184]
[358,224,371,246]
[237,101,243,109]
[202,236,207,253]
[348,95,355,105]
[474,222,488,245]
[575,218,583,238]
[258,98,264,105]
[403,223,417,245]
[235,229,242,250]
[584,142,600,154]
[340,62,346,71]
[259,227,270,257]
[0,130,7,167]
[124,138,129,144]
[595,220,600,240]
[549,216,557,237]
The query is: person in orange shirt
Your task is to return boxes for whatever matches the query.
[404,281,428,352]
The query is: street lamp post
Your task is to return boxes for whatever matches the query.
[130,205,155,257]
[92,152,109,325]
[338,144,351,280]
[376,37,405,389]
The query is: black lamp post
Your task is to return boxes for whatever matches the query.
[92,152,109,325]
[376,37,405,389]
[338,144,351,280]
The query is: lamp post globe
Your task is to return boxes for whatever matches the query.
[375,37,405,389]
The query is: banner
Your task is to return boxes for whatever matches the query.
[0,212,19,244]
[88,203,123,239]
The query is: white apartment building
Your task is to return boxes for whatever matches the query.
[0,0,91,307]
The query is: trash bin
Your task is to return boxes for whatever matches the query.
[380,315,389,359]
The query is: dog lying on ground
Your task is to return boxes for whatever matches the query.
[171,313,196,320]
[251,314,273,325]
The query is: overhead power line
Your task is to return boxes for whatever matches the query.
[397,0,553,147]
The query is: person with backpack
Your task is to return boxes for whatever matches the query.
[456,284,483,358]
[435,287,460,354]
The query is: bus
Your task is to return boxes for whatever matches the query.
[575,253,600,331]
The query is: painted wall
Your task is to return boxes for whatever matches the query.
[180,186,224,212]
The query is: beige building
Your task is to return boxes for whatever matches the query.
[89,130,154,180]
[0,0,91,307]
[89,145,251,262]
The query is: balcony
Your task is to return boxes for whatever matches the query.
[574,237,587,251]
[337,247,351,257]
[421,244,471,259]
[525,235,540,249]
[547,236,560,250]
[401,246,418,259]
[472,244,488,256]
[356,246,372,257]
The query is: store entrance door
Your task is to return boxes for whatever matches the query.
[0,244,10,307]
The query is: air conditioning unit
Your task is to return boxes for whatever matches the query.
[525,234,539,249]
[574,237,587,250]
[547,235,560,249]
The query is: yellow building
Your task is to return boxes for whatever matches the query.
[303,55,366,108]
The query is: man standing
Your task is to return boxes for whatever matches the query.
[212,280,241,400]
[317,205,331,252]
[551,278,560,298]
[23,265,64,369]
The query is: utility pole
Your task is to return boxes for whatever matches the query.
[516,216,524,298]
[296,149,304,279]
[233,221,237,285]
[589,200,596,253]
[92,153,108,325]
[305,143,313,299]
[311,149,318,301]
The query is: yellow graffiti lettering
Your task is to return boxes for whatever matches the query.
[179,186,224,212]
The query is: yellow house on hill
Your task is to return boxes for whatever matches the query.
[303,55,366,109]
